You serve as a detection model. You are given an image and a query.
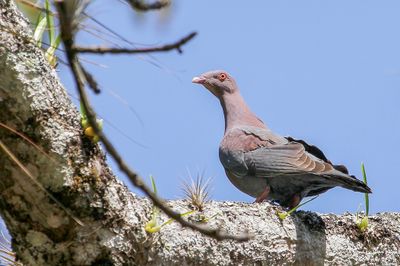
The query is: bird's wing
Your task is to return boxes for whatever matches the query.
[244,141,371,193]
[220,126,371,193]
[284,136,351,175]
[237,126,346,175]
[245,141,334,176]
[285,136,330,163]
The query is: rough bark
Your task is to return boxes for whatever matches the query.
[0,1,399,265]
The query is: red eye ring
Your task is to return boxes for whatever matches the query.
[218,73,227,81]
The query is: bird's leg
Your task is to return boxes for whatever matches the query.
[254,186,271,203]
[288,194,301,209]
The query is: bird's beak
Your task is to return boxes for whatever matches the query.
[192,76,206,84]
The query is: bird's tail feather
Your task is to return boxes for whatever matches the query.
[335,174,372,193]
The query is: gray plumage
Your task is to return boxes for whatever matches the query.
[192,70,371,208]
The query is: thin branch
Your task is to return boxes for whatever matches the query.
[72,32,197,55]
[126,0,170,12]
[80,64,100,94]
[83,13,137,47]
[55,1,251,242]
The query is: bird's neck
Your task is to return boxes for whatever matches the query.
[220,92,265,132]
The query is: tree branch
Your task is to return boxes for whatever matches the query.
[73,32,197,55]
[55,1,249,242]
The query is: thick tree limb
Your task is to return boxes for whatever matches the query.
[0,1,399,265]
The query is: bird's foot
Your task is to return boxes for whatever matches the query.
[254,186,271,203]
[287,194,301,209]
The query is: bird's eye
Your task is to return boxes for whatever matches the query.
[218,73,227,81]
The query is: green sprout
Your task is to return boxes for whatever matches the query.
[30,0,61,67]
[33,14,47,46]
[277,196,319,220]
[146,210,195,233]
[43,0,61,67]
[144,175,159,232]
[356,162,369,231]
[45,0,54,44]
[145,176,196,233]
[80,102,103,143]
[362,163,369,216]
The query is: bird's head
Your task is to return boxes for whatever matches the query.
[192,70,238,97]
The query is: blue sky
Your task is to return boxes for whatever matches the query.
[59,1,400,214]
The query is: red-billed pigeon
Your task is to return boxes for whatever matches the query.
[192,70,371,208]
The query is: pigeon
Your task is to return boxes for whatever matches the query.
[192,70,371,208]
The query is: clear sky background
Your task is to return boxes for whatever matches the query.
[59,0,400,214]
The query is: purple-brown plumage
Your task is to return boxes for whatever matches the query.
[192,70,371,208]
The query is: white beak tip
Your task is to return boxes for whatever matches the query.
[192,76,206,84]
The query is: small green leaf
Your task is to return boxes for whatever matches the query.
[277,212,288,220]
[357,216,368,232]
[81,119,89,129]
[45,34,61,67]
[96,119,103,131]
[33,15,47,46]
[80,102,89,130]
[145,177,196,234]
[80,103,103,132]
[146,210,195,233]
[145,219,160,233]
[45,0,55,45]
[361,162,369,216]
[148,175,159,231]
[150,175,158,195]
[80,102,87,118]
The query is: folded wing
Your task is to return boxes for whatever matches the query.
[245,141,371,194]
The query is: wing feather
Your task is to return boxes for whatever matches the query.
[244,141,371,193]
[245,142,335,176]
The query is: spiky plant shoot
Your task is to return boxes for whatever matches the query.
[182,173,212,212]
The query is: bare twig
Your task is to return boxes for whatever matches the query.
[72,32,197,55]
[80,65,100,94]
[55,1,251,242]
[83,13,136,47]
[126,0,170,11]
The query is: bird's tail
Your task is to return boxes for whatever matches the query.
[330,164,371,193]
[335,173,372,193]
